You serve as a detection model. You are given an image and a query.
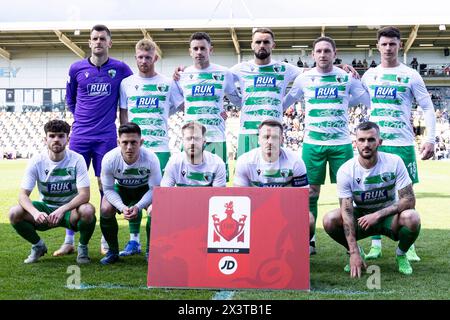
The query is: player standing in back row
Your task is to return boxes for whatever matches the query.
[361,26,436,261]
[230,28,303,158]
[119,38,183,256]
[173,32,241,179]
[61,24,133,256]
[283,36,370,254]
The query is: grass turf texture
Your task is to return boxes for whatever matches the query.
[0,159,449,299]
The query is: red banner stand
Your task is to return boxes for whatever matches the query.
[147,187,310,290]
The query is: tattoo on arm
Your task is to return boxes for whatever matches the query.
[340,198,357,251]
[376,184,415,219]
[397,183,416,212]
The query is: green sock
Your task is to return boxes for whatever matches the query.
[398,225,421,253]
[146,215,151,253]
[309,196,319,235]
[128,209,142,234]
[12,220,40,244]
[100,215,119,253]
[77,214,96,246]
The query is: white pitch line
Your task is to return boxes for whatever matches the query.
[212,290,235,300]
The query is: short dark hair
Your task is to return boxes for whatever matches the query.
[91,24,111,38]
[252,27,275,41]
[313,36,336,51]
[189,32,211,45]
[44,120,71,135]
[182,121,206,136]
[118,122,141,136]
[377,26,401,40]
[356,121,380,135]
[258,119,284,134]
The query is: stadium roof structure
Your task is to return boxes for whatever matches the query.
[0,0,449,59]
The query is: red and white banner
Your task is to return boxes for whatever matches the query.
[147,187,310,290]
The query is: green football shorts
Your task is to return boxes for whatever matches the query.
[302,143,353,185]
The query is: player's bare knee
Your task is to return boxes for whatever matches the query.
[79,203,95,222]
[322,209,341,232]
[9,205,24,224]
[400,209,421,230]
[100,204,115,218]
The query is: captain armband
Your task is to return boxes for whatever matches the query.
[292,174,309,187]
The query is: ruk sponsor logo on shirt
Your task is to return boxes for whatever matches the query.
[136,96,159,108]
[374,86,397,99]
[47,181,73,193]
[254,75,276,87]
[315,87,338,99]
[192,85,215,97]
[87,83,111,97]
[361,189,388,202]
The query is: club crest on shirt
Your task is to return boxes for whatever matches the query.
[280,169,290,178]
[181,170,186,177]
[108,69,116,78]
[212,73,224,81]
[84,72,89,78]
[204,172,213,182]
[273,64,282,73]
[66,168,75,178]
[135,85,139,91]
[157,83,169,93]
[138,168,150,176]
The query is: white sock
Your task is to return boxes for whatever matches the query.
[64,234,75,245]
[310,234,316,243]
[409,244,415,250]
[396,247,406,256]
[371,239,382,248]
[101,235,107,245]
[130,233,140,243]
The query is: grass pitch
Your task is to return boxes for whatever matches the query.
[0,159,449,300]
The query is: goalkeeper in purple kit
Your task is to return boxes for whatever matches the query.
[55,24,133,256]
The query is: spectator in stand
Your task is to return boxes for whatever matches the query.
[363,59,368,69]
[370,60,377,68]
[410,57,419,70]
[352,58,357,67]
[297,57,304,68]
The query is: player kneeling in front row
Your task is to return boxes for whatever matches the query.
[99,123,161,265]
[9,120,96,264]
[323,121,421,277]
[233,120,315,243]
